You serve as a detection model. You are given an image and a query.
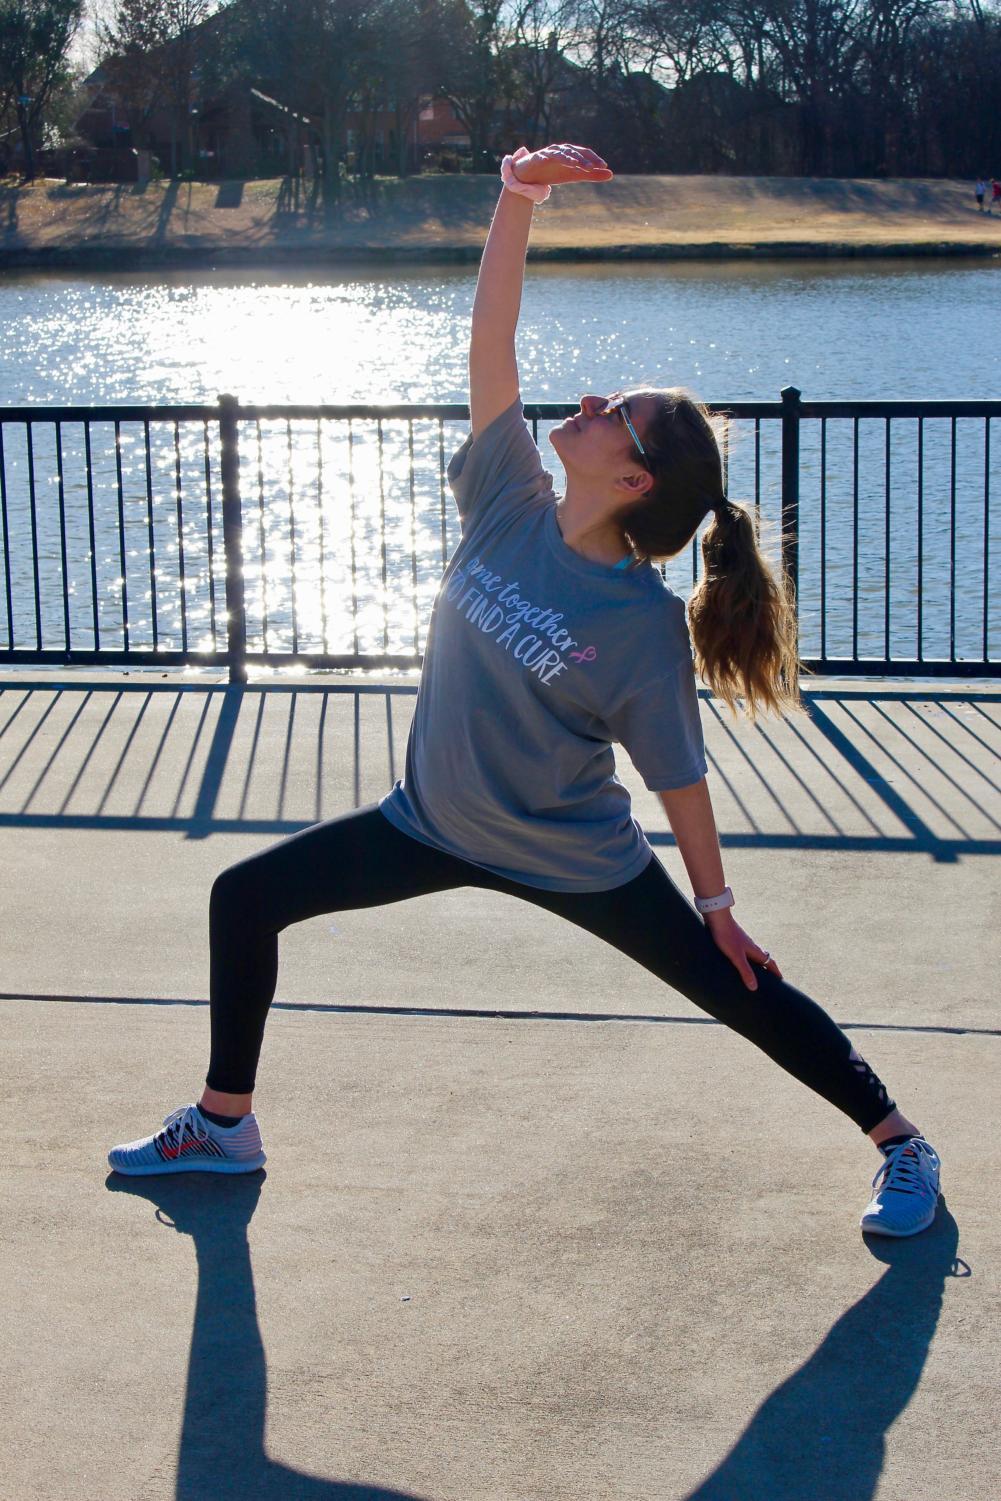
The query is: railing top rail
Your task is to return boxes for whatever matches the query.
[1,398,998,426]
[0,404,222,424]
[797,399,1001,419]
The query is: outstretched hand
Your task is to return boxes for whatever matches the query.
[511,143,613,186]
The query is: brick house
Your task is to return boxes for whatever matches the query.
[77,62,471,180]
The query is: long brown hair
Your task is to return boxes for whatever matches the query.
[620,388,801,718]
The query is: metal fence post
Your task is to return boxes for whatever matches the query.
[780,385,801,608]
[218,393,248,685]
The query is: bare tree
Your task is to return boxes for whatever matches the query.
[98,0,214,173]
[562,0,658,159]
[436,0,514,168]
[507,0,576,144]
[750,0,867,171]
[159,0,215,174]
[307,0,389,196]
[97,0,170,153]
[854,0,943,170]
[371,0,454,175]
[0,0,82,178]
[231,0,321,177]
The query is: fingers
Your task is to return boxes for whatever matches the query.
[753,948,784,981]
[738,957,758,991]
[747,948,786,984]
[733,947,783,990]
[539,143,613,177]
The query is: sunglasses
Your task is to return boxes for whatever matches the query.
[598,393,648,465]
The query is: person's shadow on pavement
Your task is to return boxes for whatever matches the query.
[107,1174,961,1501]
[105,1172,428,1501]
[683,1198,964,1500]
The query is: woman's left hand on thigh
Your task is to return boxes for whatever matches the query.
[703,909,782,991]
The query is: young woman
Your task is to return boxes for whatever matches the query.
[109,144,940,1239]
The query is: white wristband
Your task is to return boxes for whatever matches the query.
[694,886,734,915]
[500,147,551,204]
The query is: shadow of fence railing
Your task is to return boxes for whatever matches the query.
[0,680,998,861]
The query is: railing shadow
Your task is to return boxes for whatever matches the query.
[1,680,997,859]
[684,1199,964,1501]
[105,1171,428,1500]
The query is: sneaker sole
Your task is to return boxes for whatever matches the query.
[108,1152,266,1177]
[860,1199,938,1237]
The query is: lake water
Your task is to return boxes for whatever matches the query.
[0,259,998,665]
[2,258,1000,406]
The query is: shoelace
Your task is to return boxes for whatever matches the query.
[871,1138,936,1199]
[160,1104,209,1148]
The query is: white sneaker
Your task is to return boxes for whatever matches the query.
[108,1103,266,1176]
[860,1136,941,1237]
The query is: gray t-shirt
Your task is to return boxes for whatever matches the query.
[379,396,708,891]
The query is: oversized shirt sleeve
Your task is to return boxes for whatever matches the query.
[447,396,554,525]
[604,661,709,791]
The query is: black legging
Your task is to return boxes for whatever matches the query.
[207,805,895,1133]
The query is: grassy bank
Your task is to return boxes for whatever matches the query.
[2,173,1000,268]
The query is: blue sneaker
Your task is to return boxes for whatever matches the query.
[860,1136,941,1237]
[108,1103,266,1176]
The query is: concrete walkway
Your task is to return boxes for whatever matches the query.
[1,669,998,1500]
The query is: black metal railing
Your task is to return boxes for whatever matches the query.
[0,390,996,682]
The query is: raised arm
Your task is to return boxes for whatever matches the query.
[468,144,614,439]
[469,189,534,438]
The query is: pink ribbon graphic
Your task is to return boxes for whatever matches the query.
[569,645,597,663]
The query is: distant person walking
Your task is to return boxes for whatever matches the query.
[108,143,941,1241]
[991,179,1001,214]
[975,178,987,211]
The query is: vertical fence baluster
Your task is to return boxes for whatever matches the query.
[378,418,389,652]
[114,419,129,652]
[315,418,327,655]
[218,394,247,685]
[349,419,359,658]
[173,420,187,655]
[852,415,859,662]
[984,417,991,664]
[820,417,827,663]
[202,421,217,648]
[722,407,731,572]
[26,423,42,649]
[84,422,99,651]
[255,419,267,653]
[0,424,11,648]
[408,419,419,655]
[780,387,800,610]
[55,421,71,651]
[286,418,298,656]
[950,417,957,663]
[143,421,158,651]
[917,416,924,663]
[884,417,891,663]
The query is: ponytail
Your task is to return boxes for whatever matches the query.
[687,500,801,719]
[618,387,802,720]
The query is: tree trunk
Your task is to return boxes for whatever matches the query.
[17,102,36,182]
[321,101,341,206]
[395,102,411,177]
